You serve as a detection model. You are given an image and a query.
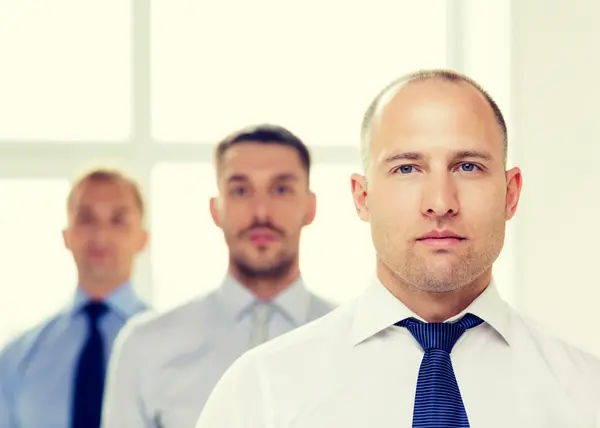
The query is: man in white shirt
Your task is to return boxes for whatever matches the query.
[101,124,335,428]
[193,70,600,428]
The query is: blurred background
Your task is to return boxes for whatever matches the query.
[1,0,598,356]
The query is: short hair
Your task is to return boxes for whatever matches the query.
[67,168,145,217]
[361,69,508,171]
[214,124,311,177]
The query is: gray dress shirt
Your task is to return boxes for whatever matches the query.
[101,275,334,428]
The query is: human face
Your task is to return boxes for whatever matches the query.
[63,179,148,286]
[211,143,316,278]
[352,80,522,293]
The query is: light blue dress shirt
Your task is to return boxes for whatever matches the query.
[0,282,147,428]
[101,275,335,428]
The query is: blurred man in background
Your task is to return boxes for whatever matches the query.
[101,124,335,428]
[193,71,600,428]
[0,168,149,428]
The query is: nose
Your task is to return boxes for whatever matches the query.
[90,222,112,245]
[421,174,460,219]
[251,194,271,222]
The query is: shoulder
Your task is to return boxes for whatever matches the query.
[112,291,222,355]
[308,292,337,312]
[0,311,66,375]
[511,309,600,396]
[305,291,338,321]
[515,309,600,367]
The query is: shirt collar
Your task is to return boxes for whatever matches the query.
[216,274,310,326]
[351,277,513,347]
[70,281,145,320]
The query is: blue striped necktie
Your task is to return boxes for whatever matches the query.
[396,313,483,428]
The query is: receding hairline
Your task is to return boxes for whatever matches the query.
[67,168,146,217]
[360,69,508,170]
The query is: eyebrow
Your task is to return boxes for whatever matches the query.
[75,205,131,213]
[226,173,300,183]
[227,174,249,183]
[383,149,493,164]
[383,152,423,163]
[272,173,299,182]
[452,150,493,161]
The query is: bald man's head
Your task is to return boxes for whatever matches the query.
[350,69,522,299]
[360,69,507,173]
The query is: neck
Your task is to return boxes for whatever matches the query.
[229,265,300,301]
[378,262,491,322]
[78,276,128,301]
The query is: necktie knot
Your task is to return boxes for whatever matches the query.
[83,302,108,325]
[396,313,483,353]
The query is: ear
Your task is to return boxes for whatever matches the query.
[137,229,149,252]
[209,197,222,228]
[303,191,317,226]
[351,173,370,222]
[505,167,523,221]
[62,228,71,250]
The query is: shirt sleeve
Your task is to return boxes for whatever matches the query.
[101,317,155,428]
[194,351,269,428]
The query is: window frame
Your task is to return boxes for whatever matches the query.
[0,0,469,305]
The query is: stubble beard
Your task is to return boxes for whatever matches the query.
[384,232,504,294]
[396,249,483,293]
[232,250,295,280]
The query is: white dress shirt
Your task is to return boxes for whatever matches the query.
[194,278,600,428]
[101,275,334,428]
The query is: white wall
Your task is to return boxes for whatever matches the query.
[511,0,600,356]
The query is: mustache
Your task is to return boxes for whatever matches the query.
[239,221,285,238]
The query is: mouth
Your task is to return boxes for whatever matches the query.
[416,230,466,248]
[247,229,278,244]
[86,249,112,258]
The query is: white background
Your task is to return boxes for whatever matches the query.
[0,1,518,348]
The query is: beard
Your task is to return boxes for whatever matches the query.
[391,249,488,293]
[232,252,295,280]
[376,221,505,294]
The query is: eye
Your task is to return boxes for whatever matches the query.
[111,215,126,225]
[273,185,292,195]
[230,186,248,196]
[394,165,416,174]
[76,212,95,225]
[459,163,480,173]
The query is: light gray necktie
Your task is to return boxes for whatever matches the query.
[249,303,272,347]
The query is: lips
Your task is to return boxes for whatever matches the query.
[418,230,465,240]
[416,230,466,248]
[249,233,276,244]
[247,228,278,244]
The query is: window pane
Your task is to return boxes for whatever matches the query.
[0,180,76,348]
[150,163,226,312]
[151,0,448,145]
[0,1,131,140]
[150,162,373,312]
[301,164,374,303]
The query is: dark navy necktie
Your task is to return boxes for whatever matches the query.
[396,313,483,428]
[72,302,108,428]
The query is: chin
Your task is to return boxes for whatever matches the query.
[237,253,276,267]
